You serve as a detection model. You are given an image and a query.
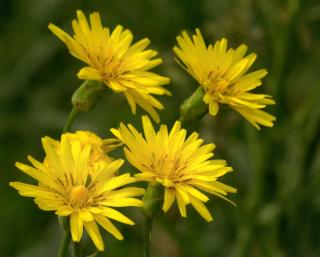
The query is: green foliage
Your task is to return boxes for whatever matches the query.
[1,0,320,256]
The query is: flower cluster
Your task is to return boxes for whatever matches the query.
[10,9,276,255]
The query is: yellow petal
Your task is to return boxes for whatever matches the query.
[208,101,219,116]
[14,162,58,190]
[70,212,84,242]
[163,188,175,213]
[142,115,157,143]
[106,187,145,198]
[34,198,64,211]
[79,209,94,222]
[179,184,209,202]
[77,67,103,81]
[101,207,135,225]
[190,197,213,222]
[84,221,104,251]
[129,90,161,123]
[10,182,55,198]
[176,192,187,218]
[55,206,74,216]
[175,184,190,204]
[94,214,124,240]
[100,198,144,207]
[124,91,137,114]
[99,173,136,193]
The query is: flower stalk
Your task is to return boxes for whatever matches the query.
[63,107,79,133]
[141,183,164,257]
[58,217,71,257]
[72,241,84,257]
[58,229,71,257]
[143,216,153,257]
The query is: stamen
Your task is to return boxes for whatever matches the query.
[69,185,89,208]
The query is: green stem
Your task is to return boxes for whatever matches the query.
[178,115,185,124]
[143,216,153,257]
[72,241,84,257]
[58,229,71,257]
[63,107,79,133]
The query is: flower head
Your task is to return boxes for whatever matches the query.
[111,116,236,221]
[174,29,276,129]
[46,130,122,165]
[48,10,170,122]
[10,134,144,251]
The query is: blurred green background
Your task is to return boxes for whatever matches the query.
[1,0,320,256]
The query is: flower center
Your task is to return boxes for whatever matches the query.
[203,70,230,99]
[69,185,89,208]
[98,55,124,81]
[151,153,187,183]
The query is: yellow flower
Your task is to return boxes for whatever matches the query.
[46,130,122,165]
[10,135,144,251]
[48,10,170,122]
[111,116,236,221]
[174,29,276,129]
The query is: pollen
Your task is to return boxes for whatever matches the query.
[151,154,186,182]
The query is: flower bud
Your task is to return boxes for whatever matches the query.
[180,87,208,123]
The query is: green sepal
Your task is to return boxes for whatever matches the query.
[58,216,69,231]
[141,182,164,219]
[72,80,106,112]
[180,86,208,123]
